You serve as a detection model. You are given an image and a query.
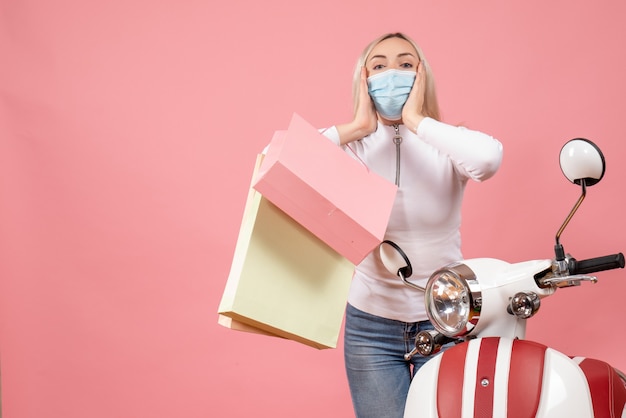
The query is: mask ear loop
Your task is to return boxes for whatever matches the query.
[379,240,425,292]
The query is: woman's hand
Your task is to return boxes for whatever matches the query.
[336,67,378,144]
[354,66,378,135]
[402,62,426,133]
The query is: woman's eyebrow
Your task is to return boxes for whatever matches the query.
[368,52,416,62]
[368,54,387,62]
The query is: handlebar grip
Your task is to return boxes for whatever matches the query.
[569,253,625,275]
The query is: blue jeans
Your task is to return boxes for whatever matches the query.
[344,303,437,418]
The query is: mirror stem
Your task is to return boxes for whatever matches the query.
[399,271,426,292]
[554,180,587,260]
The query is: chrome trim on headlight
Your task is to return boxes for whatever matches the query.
[424,263,482,337]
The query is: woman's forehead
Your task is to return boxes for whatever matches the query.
[368,37,417,60]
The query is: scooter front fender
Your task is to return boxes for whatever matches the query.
[405,337,625,418]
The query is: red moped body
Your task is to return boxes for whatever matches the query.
[405,337,626,418]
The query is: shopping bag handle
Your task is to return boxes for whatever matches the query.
[319,127,370,173]
[345,144,370,173]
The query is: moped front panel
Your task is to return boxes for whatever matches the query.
[405,337,596,418]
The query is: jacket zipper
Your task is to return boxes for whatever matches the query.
[392,124,402,186]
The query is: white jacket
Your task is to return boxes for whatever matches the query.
[322,117,503,322]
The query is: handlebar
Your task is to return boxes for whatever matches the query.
[569,253,625,275]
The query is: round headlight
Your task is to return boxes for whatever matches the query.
[425,263,481,337]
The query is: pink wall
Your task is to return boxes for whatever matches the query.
[1,1,625,417]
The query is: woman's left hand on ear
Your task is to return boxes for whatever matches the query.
[402,61,426,132]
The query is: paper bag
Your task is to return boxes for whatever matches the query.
[253,113,397,265]
[218,155,354,350]
[217,315,280,338]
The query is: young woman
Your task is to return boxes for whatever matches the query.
[321,33,503,418]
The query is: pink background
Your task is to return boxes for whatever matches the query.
[1,1,625,417]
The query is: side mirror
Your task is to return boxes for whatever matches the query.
[379,240,425,291]
[554,138,606,261]
[559,138,605,186]
[379,240,412,279]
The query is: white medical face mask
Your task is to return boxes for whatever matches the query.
[367,69,416,120]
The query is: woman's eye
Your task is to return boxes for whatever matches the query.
[401,62,413,69]
[372,64,385,70]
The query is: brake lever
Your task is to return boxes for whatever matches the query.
[539,274,598,288]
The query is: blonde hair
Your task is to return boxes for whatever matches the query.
[352,32,441,121]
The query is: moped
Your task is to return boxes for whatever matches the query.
[380,138,626,417]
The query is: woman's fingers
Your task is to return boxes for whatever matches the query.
[403,62,425,119]
[356,66,378,133]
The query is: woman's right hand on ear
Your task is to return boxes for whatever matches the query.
[354,66,378,135]
[336,67,378,145]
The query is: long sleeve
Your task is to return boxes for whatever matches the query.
[416,117,503,181]
[319,126,341,145]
